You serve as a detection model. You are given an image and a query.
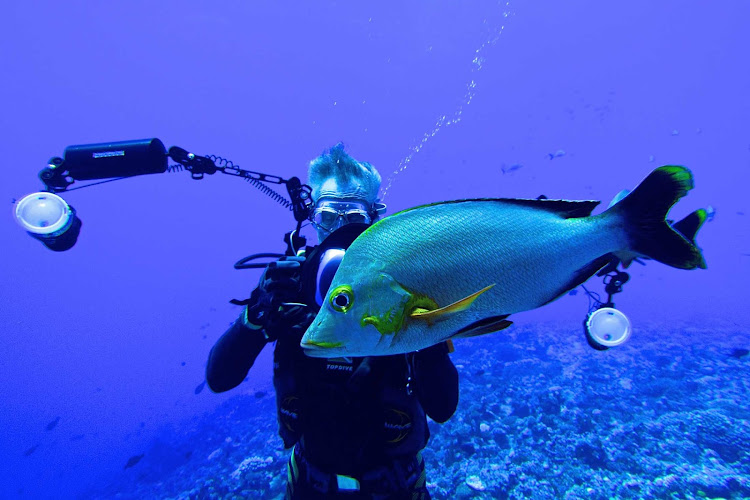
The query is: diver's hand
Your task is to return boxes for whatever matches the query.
[262,256,306,298]
[264,303,315,341]
[247,256,309,341]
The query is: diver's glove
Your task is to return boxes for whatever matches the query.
[245,256,311,342]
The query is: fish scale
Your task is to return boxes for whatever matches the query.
[353,201,618,316]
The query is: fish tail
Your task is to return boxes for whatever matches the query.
[672,208,708,246]
[607,166,706,270]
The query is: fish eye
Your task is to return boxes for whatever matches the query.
[329,285,354,313]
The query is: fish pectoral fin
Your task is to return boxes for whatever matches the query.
[409,284,495,324]
[450,315,513,339]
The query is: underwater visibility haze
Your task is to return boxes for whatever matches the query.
[1,1,749,498]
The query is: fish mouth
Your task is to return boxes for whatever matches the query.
[301,340,343,349]
[300,340,344,358]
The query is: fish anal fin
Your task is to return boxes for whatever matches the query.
[451,315,513,339]
[409,284,495,325]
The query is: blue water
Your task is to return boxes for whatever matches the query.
[1,1,748,498]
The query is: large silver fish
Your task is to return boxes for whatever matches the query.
[301,166,706,357]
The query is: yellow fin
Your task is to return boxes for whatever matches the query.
[409,284,495,324]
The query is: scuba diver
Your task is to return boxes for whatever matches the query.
[205,143,459,499]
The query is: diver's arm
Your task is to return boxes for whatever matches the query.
[413,342,459,423]
[206,290,268,393]
[206,255,308,393]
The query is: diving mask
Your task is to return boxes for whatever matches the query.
[311,199,372,233]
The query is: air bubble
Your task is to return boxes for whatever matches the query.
[382,1,515,200]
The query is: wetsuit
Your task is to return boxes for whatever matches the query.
[206,225,459,499]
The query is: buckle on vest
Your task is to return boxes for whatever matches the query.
[336,474,360,491]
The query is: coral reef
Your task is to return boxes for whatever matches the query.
[88,323,750,499]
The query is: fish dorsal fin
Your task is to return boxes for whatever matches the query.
[451,315,513,339]
[409,284,495,325]
[493,198,601,218]
[392,198,600,219]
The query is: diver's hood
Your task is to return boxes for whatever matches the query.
[302,223,369,309]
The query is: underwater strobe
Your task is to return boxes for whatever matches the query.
[14,192,83,251]
[582,265,632,351]
[585,307,632,351]
[13,139,168,251]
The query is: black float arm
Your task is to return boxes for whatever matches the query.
[37,138,313,223]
